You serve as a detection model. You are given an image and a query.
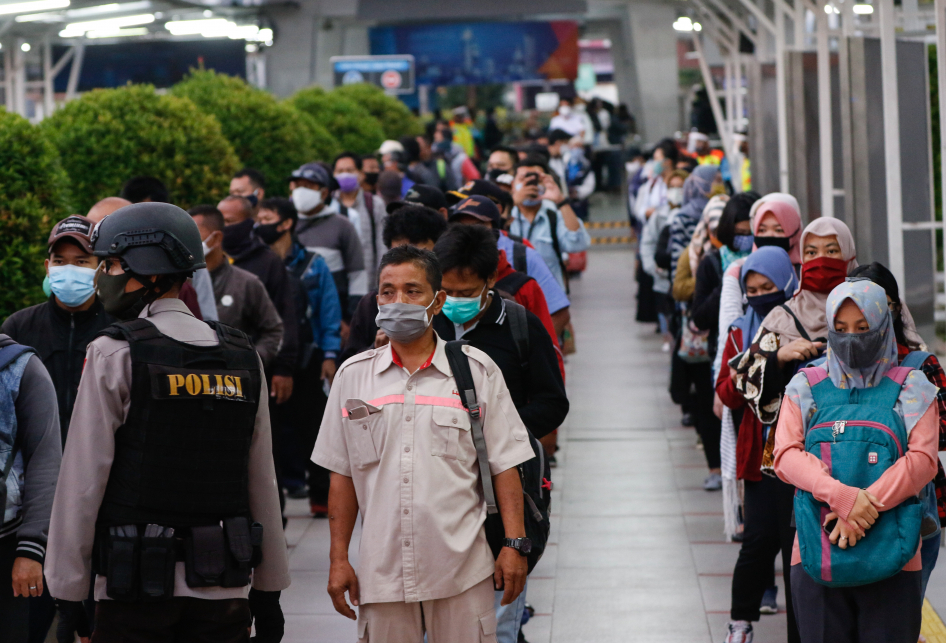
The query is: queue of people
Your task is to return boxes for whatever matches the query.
[0,116,593,643]
[633,132,944,643]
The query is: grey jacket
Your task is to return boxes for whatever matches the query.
[208,261,283,369]
[0,335,62,563]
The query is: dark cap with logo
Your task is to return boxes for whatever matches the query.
[48,215,96,253]
[288,162,331,186]
[448,195,502,229]
[386,184,448,214]
[447,179,511,209]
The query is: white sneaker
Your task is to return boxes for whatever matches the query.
[724,621,753,643]
[662,341,671,353]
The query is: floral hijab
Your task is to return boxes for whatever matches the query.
[825,280,899,389]
[687,195,729,271]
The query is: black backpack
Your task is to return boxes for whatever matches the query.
[444,336,550,574]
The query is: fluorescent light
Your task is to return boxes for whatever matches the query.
[0,0,68,16]
[86,26,147,37]
[853,3,873,13]
[165,18,227,34]
[824,3,840,13]
[693,22,702,31]
[20,42,30,51]
[165,18,269,41]
[63,12,153,32]
[673,16,694,31]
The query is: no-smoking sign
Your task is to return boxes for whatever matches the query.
[381,70,402,89]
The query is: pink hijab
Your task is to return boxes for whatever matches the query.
[752,198,803,265]
[760,217,858,341]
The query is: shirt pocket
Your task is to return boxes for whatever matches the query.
[348,413,384,469]
[430,406,472,460]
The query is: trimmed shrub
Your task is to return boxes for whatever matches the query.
[331,83,422,140]
[171,70,339,195]
[41,84,239,211]
[0,109,72,319]
[289,86,385,156]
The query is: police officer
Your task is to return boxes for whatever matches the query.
[45,203,289,642]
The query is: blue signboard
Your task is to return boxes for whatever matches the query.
[369,21,578,87]
[331,55,415,94]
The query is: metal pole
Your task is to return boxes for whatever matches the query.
[13,38,25,117]
[796,0,807,48]
[937,0,946,226]
[775,2,790,191]
[878,0,904,284]
[42,37,53,120]
[816,1,835,217]
[691,31,734,160]
[725,56,736,147]
[66,42,84,101]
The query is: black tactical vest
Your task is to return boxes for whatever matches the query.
[96,318,262,528]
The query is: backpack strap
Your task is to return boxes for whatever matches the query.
[503,301,530,373]
[512,241,528,274]
[544,208,570,295]
[364,191,378,266]
[801,366,829,387]
[778,304,813,342]
[444,341,498,515]
[0,344,34,372]
[901,351,933,371]
[886,366,914,387]
[495,270,532,298]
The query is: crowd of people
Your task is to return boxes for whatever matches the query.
[0,106,603,643]
[631,131,944,643]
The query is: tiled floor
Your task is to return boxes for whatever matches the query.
[280,242,796,643]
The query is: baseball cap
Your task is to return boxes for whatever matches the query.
[288,162,331,186]
[447,179,511,208]
[378,140,405,156]
[48,215,95,253]
[386,184,448,214]
[448,195,502,229]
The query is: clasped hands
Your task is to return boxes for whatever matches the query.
[823,489,884,550]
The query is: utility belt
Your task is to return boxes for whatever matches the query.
[94,517,263,601]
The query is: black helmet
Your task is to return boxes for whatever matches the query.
[91,202,205,275]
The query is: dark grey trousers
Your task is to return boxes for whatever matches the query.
[790,565,922,643]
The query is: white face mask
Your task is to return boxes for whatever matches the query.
[292,187,323,215]
[666,187,684,207]
[559,105,572,116]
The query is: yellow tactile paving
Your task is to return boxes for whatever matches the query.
[586,220,630,229]
[589,236,632,245]
[923,598,946,643]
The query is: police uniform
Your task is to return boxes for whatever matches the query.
[313,337,534,643]
[45,203,289,641]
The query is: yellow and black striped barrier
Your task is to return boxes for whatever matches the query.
[590,236,633,245]
[586,220,631,230]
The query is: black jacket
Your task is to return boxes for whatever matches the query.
[692,249,724,357]
[433,295,568,439]
[1,297,114,444]
[340,290,379,366]
[228,239,299,377]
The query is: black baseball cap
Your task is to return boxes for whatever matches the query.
[447,179,511,209]
[49,215,96,253]
[448,195,502,229]
[386,184,448,214]
[288,162,330,186]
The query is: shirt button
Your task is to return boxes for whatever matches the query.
[404,540,410,547]
[452,418,457,424]
[403,509,409,515]
[362,424,367,430]
[405,415,412,421]
[404,447,410,453]
[403,477,409,483]
[407,384,413,391]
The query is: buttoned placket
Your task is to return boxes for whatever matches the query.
[400,367,419,601]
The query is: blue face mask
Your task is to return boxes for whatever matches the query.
[48,264,96,307]
[733,234,754,253]
[43,274,52,298]
[442,286,488,325]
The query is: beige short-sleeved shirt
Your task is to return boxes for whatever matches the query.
[313,335,533,605]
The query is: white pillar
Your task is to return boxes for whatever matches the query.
[937,0,946,232]
[816,1,835,217]
[691,31,733,158]
[878,0,904,284]
[775,3,790,192]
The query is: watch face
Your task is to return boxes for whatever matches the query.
[519,538,532,554]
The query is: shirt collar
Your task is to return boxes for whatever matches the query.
[375,333,451,376]
[140,297,195,319]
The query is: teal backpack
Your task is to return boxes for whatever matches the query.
[794,362,925,587]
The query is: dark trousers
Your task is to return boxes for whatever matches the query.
[790,566,922,643]
[92,597,251,643]
[0,535,29,643]
[691,361,721,469]
[27,583,54,643]
[635,258,658,323]
[731,476,800,643]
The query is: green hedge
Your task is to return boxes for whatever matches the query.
[331,83,422,140]
[289,86,385,156]
[41,84,239,211]
[172,70,339,195]
[0,109,72,319]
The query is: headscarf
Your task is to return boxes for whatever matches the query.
[760,217,858,342]
[849,262,927,351]
[732,246,798,351]
[824,281,899,389]
[750,194,803,265]
[668,165,721,277]
[687,194,729,271]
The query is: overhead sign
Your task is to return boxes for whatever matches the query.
[331,55,415,94]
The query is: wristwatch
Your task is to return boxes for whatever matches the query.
[503,537,533,556]
[555,198,571,209]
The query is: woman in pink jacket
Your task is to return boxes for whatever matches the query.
[773,280,939,643]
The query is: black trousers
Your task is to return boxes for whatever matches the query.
[0,535,29,643]
[92,597,251,643]
[791,567,922,643]
[731,476,800,643]
[692,360,721,470]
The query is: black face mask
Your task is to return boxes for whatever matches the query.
[829,326,889,369]
[96,271,149,320]
[245,192,259,209]
[254,221,284,246]
[754,236,791,253]
[746,290,787,319]
[222,218,255,256]
[363,172,380,187]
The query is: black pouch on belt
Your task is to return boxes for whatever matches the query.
[105,526,139,601]
[221,517,253,588]
[249,521,264,568]
[139,534,177,601]
[184,524,226,588]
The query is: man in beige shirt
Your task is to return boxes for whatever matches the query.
[46,203,289,642]
[313,245,535,643]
